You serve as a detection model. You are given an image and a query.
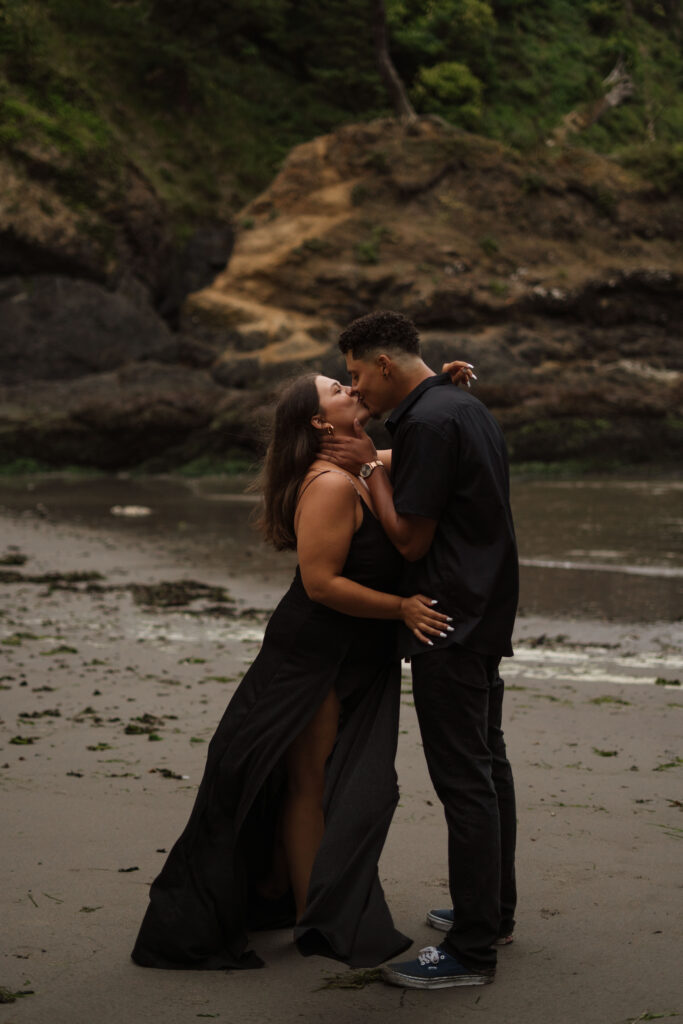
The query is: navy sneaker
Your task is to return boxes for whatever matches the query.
[380,945,495,989]
[426,907,452,932]
[427,909,514,945]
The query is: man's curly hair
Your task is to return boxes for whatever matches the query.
[338,310,420,359]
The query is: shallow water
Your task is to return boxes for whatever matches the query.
[511,479,682,622]
[0,473,681,623]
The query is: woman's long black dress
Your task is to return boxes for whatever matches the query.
[131,491,412,970]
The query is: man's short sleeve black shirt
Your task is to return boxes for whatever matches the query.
[386,374,518,659]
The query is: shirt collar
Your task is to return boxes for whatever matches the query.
[385,372,449,435]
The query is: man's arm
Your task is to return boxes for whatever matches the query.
[320,422,437,561]
[376,448,392,473]
[363,465,437,561]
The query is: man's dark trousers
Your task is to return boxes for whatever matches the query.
[411,643,517,972]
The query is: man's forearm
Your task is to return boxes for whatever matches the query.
[366,468,408,546]
[317,431,434,558]
[366,468,434,561]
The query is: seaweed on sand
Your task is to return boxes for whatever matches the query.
[317,968,382,990]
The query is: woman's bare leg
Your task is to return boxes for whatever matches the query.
[283,688,340,919]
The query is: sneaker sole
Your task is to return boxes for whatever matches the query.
[426,912,514,946]
[426,911,450,932]
[380,966,494,990]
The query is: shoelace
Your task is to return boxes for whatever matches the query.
[417,946,443,966]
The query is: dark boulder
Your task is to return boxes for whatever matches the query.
[0,275,174,385]
[0,362,226,468]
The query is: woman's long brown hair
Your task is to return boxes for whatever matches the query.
[253,373,322,551]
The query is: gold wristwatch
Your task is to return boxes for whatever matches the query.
[359,459,384,479]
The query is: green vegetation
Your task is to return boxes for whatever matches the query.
[350,183,371,205]
[1,633,25,645]
[627,1011,679,1023]
[620,141,683,194]
[171,455,257,476]
[503,414,683,467]
[1,0,681,238]
[292,236,334,259]
[0,986,34,1003]
[0,459,104,477]
[479,235,499,256]
[354,224,393,265]
[510,457,658,478]
[590,696,631,705]
[0,458,52,475]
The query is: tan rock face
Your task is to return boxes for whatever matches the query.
[2,116,682,468]
[179,117,681,467]
[189,117,683,331]
[184,128,370,364]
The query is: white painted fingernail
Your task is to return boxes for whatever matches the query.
[471,373,478,380]
[446,626,454,632]
[430,600,438,605]
[446,617,453,621]
[466,363,474,368]
[439,632,447,638]
[427,640,434,646]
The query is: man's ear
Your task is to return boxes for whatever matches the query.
[376,353,392,379]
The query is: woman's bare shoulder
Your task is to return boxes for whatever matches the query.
[297,468,359,520]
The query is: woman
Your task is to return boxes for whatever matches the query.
[131,373,455,971]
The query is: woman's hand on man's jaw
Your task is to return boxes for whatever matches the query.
[320,418,377,475]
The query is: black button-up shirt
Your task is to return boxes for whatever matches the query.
[386,374,518,659]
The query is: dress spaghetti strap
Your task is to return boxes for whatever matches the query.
[298,469,364,503]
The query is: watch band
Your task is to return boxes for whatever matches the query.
[360,459,384,479]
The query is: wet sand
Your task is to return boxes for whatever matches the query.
[1,504,681,1024]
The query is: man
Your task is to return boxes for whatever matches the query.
[322,310,518,990]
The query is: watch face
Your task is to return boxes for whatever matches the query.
[360,463,371,478]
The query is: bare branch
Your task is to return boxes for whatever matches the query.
[373,0,417,124]
[547,59,635,145]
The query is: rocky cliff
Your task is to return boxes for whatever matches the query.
[2,118,681,469]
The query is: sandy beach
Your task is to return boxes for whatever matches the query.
[1,492,681,1024]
